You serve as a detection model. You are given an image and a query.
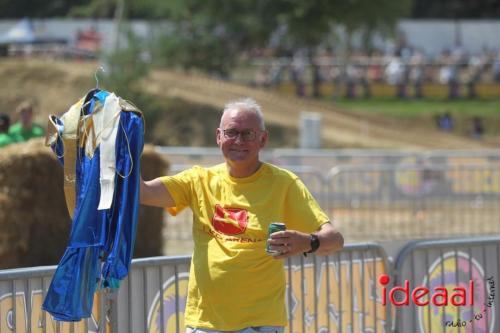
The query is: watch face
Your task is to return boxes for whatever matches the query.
[309,234,320,253]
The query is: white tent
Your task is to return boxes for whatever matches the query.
[0,18,67,45]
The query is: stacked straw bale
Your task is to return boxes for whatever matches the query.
[0,139,69,269]
[0,139,168,269]
[135,144,170,258]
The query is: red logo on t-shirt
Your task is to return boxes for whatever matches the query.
[212,204,248,235]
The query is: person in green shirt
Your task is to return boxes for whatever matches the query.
[8,101,45,143]
[0,113,14,148]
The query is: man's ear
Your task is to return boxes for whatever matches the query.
[216,128,222,146]
[259,131,268,148]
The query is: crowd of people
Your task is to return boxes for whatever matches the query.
[0,101,45,148]
[252,45,500,99]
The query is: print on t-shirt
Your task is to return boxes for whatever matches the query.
[211,204,248,235]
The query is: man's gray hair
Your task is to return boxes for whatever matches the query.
[221,98,266,130]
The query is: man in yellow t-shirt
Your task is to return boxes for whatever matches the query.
[140,98,344,333]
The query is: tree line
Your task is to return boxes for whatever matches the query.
[2,0,499,19]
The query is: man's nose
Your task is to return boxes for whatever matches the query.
[234,133,245,143]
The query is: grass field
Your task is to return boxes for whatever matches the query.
[333,98,500,118]
[331,98,500,139]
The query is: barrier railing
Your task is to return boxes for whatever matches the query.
[284,243,390,333]
[1,237,499,332]
[162,159,500,245]
[0,266,114,332]
[392,236,500,333]
[156,147,500,171]
[327,164,500,241]
[0,243,390,333]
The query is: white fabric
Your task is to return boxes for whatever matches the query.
[60,99,83,140]
[96,93,121,210]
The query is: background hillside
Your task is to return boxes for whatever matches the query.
[0,59,495,149]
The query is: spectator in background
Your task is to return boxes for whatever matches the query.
[438,50,460,99]
[471,116,485,139]
[466,55,483,99]
[0,113,14,148]
[409,50,425,98]
[290,53,306,97]
[254,65,271,87]
[9,101,45,143]
[345,64,360,99]
[385,56,408,98]
[492,54,500,82]
[440,112,454,132]
[435,112,454,132]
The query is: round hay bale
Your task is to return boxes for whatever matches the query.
[0,140,169,269]
[135,144,170,258]
[0,138,69,269]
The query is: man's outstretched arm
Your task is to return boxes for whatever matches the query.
[140,178,175,208]
[268,222,344,258]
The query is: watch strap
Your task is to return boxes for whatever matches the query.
[307,234,320,253]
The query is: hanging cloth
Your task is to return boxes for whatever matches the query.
[43,89,144,321]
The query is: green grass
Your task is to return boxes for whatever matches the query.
[332,98,500,118]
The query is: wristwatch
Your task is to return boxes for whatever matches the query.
[307,234,320,253]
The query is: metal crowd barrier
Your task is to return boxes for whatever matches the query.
[327,164,500,241]
[284,243,390,333]
[1,237,499,332]
[163,159,500,245]
[392,236,500,333]
[155,147,500,170]
[0,243,390,333]
[0,266,114,332]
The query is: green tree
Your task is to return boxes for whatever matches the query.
[0,0,87,18]
[149,0,282,77]
[412,0,500,18]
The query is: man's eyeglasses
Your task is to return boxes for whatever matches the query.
[221,129,259,142]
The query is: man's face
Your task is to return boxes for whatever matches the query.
[20,108,33,128]
[216,108,268,165]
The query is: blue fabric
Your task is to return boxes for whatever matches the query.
[43,90,144,321]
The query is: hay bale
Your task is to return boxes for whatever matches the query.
[0,138,70,269]
[135,145,170,258]
[0,140,169,269]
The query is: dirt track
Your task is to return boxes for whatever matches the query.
[0,59,493,149]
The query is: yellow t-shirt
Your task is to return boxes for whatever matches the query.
[161,162,329,330]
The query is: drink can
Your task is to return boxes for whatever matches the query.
[266,222,286,255]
